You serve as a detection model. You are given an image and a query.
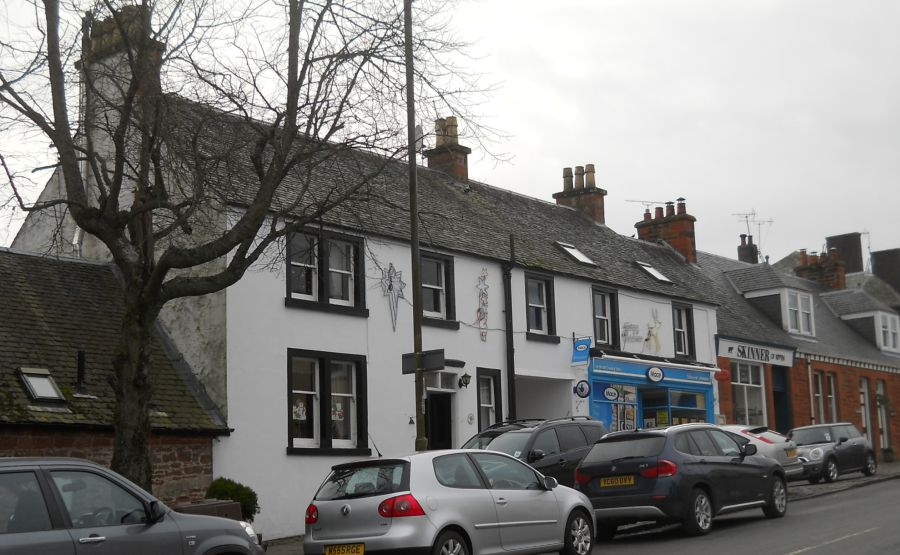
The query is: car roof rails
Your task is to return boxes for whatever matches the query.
[537,416,595,428]
[485,418,545,430]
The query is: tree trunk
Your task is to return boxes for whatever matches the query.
[109,301,156,492]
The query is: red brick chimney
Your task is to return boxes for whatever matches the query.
[552,164,607,224]
[795,247,846,290]
[737,234,759,264]
[634,198,697,263]
[424,116,471,181]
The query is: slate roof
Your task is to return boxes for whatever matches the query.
[723,263,815,294]
[821,288,895,316]
[845,273,900,310]
[694,253,797,348]
[0,248,227,432]
[161,95,721,305]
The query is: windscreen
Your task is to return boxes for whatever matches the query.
[791,427,832,446]
[462,432,502,449]
[315,462,407,500]
[479,431,531,458]
[583,435,666,464]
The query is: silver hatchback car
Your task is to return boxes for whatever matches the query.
[720,425,805,481]
[303,449,595,555]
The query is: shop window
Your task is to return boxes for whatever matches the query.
[731,362,765,426]
[288,349,369,455]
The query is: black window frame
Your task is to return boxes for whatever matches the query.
[285,230,368,317]
[525,272,559,343]
[476,367,503,431]
[286,348,370,457]
[591,286,619,349]
[421,251,459,330]
[672,302,695,360]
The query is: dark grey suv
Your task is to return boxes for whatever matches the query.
[0,457,264,554]
[788,422,877,483]
[461,416,608,488]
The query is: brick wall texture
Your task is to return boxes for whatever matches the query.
[0,429,212,504]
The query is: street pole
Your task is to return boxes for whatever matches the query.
[404,0,428,452]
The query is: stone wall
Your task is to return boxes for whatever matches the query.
[0,428,212,504]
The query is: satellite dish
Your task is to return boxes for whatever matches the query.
[414,124,424,152]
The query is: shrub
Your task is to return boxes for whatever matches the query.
[206,477,260,522]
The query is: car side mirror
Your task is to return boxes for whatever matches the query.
[838,437,848,444]
[543,476,558,490]
[528,449,546,463]
[742,443,758,457]
[147,501,165,524]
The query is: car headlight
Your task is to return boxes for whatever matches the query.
[808,448,823,461]
[240,521,259,544]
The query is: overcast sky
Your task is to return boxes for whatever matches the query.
[449,0,900,265]
[3,0,898,266]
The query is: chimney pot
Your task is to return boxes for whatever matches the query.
[424,116,471,181]
[810,252,819,265]
[748,235,754,245]
[574,166,585,189]
[665,201,675,217]
[585,164,596,188]
[740,234,747,246]
[654,206,664,220]
[434,118,446,147]
[676,197,686,215]
[799,249,808,266]
[445,116,459,145]
[643,208,652,221]
[562,167,573,191]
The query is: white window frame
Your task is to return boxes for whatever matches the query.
[731,362,766,426]
[330,361,357,449]
[288,233,318,301]
[422,256,447,318]
[526,277,549,334]
[674,307,690,356]
[827,374,838,422]
[290,358,319,448]
[881,313,900,351]
[592,290,611,345]
[814,371,825,424]
[786,290,814,336]
[327,240,356,307]
[478,376,496,431]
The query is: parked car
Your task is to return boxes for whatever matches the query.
[720,425,806,481]
[573,423,787,539]
[303,449,595,555]
[461,416,608,488]
[0,457,263,554]
[788,422,877,483]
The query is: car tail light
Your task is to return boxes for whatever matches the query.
[574,467,591,486]
[743,430,774,444]
[640,459,677,479]
[305,503,318,524]
[377,494,425,518]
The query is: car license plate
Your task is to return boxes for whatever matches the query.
[325,544,364,555]
[786,448,797,458]
[600,475,635,487]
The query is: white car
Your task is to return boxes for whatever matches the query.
[720,425,806,481]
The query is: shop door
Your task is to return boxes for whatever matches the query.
[771,366,792,434]
[427,392,453,449]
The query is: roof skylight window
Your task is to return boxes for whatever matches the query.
[637,261,673,283]
[556,242,595,265]
[18,367,65,402]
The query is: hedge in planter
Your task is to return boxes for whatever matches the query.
[206,477,260,522]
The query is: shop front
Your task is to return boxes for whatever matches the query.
[589,354,717,432]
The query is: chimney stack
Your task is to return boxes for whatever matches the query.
[737,234,759,264]
[794,247,845,290]
[424,116,472,181]
[552,162,608,225]
[825,233,864,274]
[634,198,698,263]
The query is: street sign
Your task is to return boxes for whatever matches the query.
[401,349,445,374]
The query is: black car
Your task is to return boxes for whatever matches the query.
[461,416,608,488]
[573,423,787,539]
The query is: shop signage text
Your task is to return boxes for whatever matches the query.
[646,366,664,382]
[717,339,794,366]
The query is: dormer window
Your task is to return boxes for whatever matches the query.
[787,290,814,336]
[18,367,65,402]
[556,242,595,265]
[881,313,899,351]
[636,261,672,283]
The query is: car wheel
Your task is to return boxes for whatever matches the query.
[560,510,593,555]
[594,519,618,541]
[762,477,787,518]
[433,530,468,555]
[863,453,877,476]
[823,458,839,483]
[682,488,713,536]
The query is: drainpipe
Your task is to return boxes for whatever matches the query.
[806,357,814,425]
[503,234,517,420]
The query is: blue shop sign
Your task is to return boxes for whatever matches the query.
[591,358,712,385]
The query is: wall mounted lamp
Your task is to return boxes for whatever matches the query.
[458,372,471,389]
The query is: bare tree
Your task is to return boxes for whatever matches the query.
[0,0,487,490]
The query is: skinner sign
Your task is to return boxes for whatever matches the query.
[718,339,794,366]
